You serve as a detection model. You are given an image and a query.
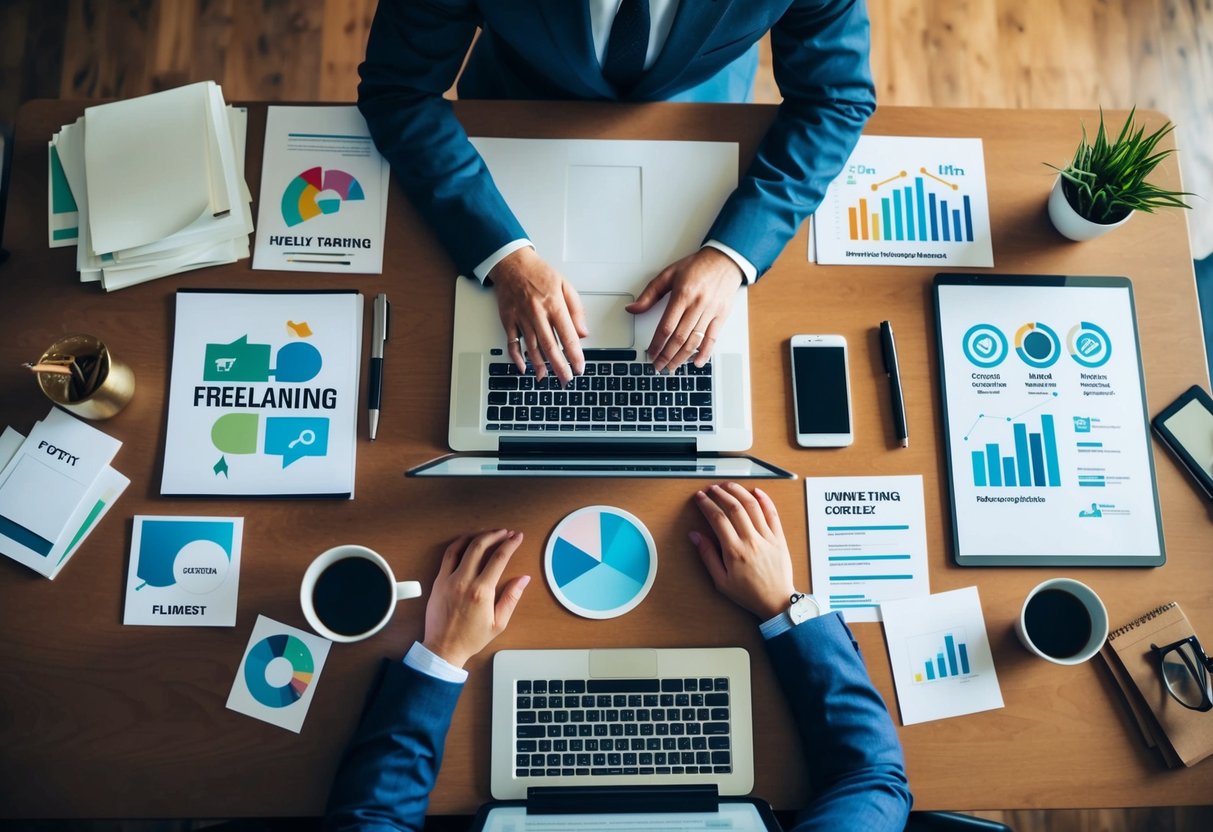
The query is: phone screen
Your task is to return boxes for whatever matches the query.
[793,345,850,434]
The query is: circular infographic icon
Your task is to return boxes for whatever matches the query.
[243,633,315,708]
[961,324,1008,368]
[1014,322,1061,368]
[1067,321,1112,368]
[173,539,230,594]
[545,506,657,620]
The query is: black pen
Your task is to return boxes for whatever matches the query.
[880,320,908,448]
[369,293,390,441]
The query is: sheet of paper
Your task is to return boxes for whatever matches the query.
[814,136,993,267]
[252,106,390,274]
[0,426,129,579]
[881,586,1004,725]
[805,475,930,623]
[0,408,122,545]
[935,280,1163,562]
[160,290,362,497]
[226,615,331,733]
[123,516,243,626]
[48,139,79,247]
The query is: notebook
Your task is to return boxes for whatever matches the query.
[1101,601,1213,767]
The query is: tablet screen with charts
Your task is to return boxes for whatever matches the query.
[934,274,1164,566]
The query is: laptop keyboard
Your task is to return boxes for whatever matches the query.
[513,676,733,779]
[485,359,714,433]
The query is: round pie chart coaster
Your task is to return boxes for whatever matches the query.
[544,505,657,620]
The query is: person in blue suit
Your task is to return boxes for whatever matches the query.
[324,483,912,831]
[358,1,876,384]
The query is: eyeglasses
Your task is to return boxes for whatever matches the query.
[1151,636,1213,712]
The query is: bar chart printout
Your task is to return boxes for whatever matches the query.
[814,135,993,267]
[881,587,1004,725]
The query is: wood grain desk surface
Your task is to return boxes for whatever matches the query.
[0,100,1209,819]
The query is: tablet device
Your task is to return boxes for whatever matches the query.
[1151,384,1213,500]
[934,274,1165,567]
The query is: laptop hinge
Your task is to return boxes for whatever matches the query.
[498,438,697,458]
[525,785,719,815]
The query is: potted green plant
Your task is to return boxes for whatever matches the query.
[1047,108,1192,241]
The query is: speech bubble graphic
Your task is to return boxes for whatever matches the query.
[204,336,272,382]
[272,341,323,383]
[212,413,260,454]
[135,519,234,590]
[265,416,330,468]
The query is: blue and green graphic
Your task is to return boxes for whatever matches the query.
[961,323,1008,368]
[1067,322,1112,368]
[205,336,322,383]
[1014,322,1061,368]
[243,634,315,708]
[134,518,234,592]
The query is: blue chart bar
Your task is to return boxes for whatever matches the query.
[972,451,986,486]
[1029,433,1046,486]
[1077,441,1103,448]
[985,443,1002,486]
[1079,475,1106,488]
[940,199,951,241]
[963,195,974,241]
[952,209,963,241]
[915,178,927,239]
[1041,415,1062,486]
[893,191,904,240]
[1013,423,1032,484]
[916,632,974,683]
[1002,457,1017,487]
[929,193,939,239]
[882,198,892,242]
[904,186,915,241]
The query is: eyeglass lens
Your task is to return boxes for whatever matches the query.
[1161,642,1212,708]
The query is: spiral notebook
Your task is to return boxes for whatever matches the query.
[1100,601,1213,767]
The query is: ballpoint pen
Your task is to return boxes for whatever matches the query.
[369,293,390,441]
[880,320,908,448]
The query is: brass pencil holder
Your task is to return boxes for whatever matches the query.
[36,334,135,420]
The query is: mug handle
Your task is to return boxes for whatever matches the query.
[396,580,423,600]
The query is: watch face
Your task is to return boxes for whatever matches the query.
[790,595,821,624]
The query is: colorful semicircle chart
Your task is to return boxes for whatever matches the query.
[281,166,365,227]
[243,633,315,708]
[545,506,657,620]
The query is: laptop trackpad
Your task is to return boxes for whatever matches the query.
[580,292,634,349]
[590,648,658,678]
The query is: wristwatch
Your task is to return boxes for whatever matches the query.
[785,592,822,627]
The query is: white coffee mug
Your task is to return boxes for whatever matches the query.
[1015,578,1109,665]
[300,544,422,643]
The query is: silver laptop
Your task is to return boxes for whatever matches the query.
[490,647,754,800]
[420,138,789,479]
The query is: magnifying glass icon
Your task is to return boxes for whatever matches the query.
[288,429,316,449]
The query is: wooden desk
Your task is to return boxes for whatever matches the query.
[1,100,1209,819]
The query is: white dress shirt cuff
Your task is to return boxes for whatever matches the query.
[474,239,534,284]
[759,609,795,641]
[702,240,758,285]
[403,641,470,684]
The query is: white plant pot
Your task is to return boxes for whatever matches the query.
[1047,176,1132,241]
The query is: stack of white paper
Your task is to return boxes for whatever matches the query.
[0,408,128,579]
[48,81,253,290]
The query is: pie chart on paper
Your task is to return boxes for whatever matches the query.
[545,506,657,620]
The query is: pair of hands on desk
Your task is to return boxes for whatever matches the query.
[421,484,797,669]
[491,246,744,385]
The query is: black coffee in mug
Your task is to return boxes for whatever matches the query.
[312,556,393,637]
[1024,588,1092,659]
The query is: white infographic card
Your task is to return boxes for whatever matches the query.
[123,516,243,626]
[936,280,1163,563]
[805,475,930,623]
[814,136,993,267]
[881,587,1004,725]
[160,290,362,498]
[252,106,389,274]
[226,615,331,733]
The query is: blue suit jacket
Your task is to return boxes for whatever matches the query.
[358,0,875,278]
[323,614,912,831]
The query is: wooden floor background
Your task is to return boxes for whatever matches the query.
[1,1,1212,830]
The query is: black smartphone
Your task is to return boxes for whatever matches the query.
[1151,384,1213,500]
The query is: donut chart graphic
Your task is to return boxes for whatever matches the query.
[1067,321,1112,368]
[281,166,365,227]
[545,506,657,620]
[1014,321,1061,368]
[243,633,315,708]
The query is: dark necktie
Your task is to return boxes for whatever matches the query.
[602,0,651,92]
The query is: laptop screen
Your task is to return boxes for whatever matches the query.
[475,802,776,832]
[407,454,794,479]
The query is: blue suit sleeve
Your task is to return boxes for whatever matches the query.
[357,0,528,276]
[324,659,465,832]
[765,613,912,832]
[705,0,876,276]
